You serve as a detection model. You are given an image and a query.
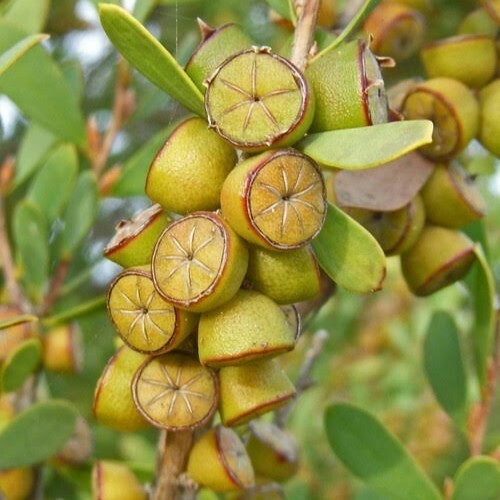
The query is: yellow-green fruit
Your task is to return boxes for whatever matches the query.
[205,46,314,152]
[220,149,326,250]
[478,79,500,157]
[344,195,426,256]
[421,35,497,89]
[219,359,296,426]
[458,8,498,37]
[91,461,146,500]
[306,39,388,132]
[93,346,149,432]
[317,0,337,28]
[400,225,475,296]
[132,352,218,430]
[103,205,171,268]
[185,22,253,92]
[386,0,432,14]
[402,77,479,161]
[0,468,34,500]
[107,267,197,354]
[246,420,299,482]
[364,2,425,61]
[151,211,249,313]
[42,322,83,374]
[246,246,321,304]
[420,163,485,229]
[198,289,296,367]
[187,425,255,492]
[145,118,237,215]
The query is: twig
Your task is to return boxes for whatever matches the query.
[0,195,29,312]
[38,260,70,316]
[154,431,194,500]
[274,329,329,427]
[290,0,321,71]
[91,60,132,177]
[467,309,500,456]
[41,295,106,328]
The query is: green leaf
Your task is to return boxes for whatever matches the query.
[0,20,87,147]
[1,338,42,393]
[0,400,78,470]
[314,0,378,58]
[99,4,205,116]
[265,0,296,22]
[14,123,59,187]
[0,314,38,330]
[325,403,441,500]
[297,120,433,170]
[0,33,47,77]
[61,59,85,103]
[13,201,49,304]
[60,171,99,258]
[452,457,500,500]
[464,245,496,387]
[132,0,158,22]
[111,124,176,196]
[311,203,386,293]
[27,144,79,223]
[3,0,50,34]
[423,311,468,427]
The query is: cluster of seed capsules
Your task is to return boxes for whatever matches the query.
[332,0,499,297]
[93,2,499,493]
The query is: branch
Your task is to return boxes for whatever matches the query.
[38,260,70,316]
[41,295,106,328]
[274,329,328,427]
[290,0,321,71]
[0,195,29,311]
[154,431,194,500]
[468,309,500,456]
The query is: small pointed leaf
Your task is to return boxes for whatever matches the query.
[27,144,79,223]
[0,20,87,147]
[61,59,85,103]
[13,201,49,304]
[1,339,42,393]
[3,0,50,34]
[0,400,78,470]
[99,4,205,116]
[14,123,59,187]
[0,315,38,330]
[297,120,433,170]
[325,403,441,500]
[423,311,468,427]
[60,171,99,258]
[111,124,177,196]
[0,33,47,77]
[464,245,495,387]
[312,203,386,293]
[452,457,500,500]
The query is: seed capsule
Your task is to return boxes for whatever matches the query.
[107,267,197,354]
[132,352,218,431]
[306,39,389,132]
[151,211,248,313]
[187,425,255,492]
[205,47,314,151]
[220,149,326,250]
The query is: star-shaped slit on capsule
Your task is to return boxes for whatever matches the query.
[141,364,210,417]
[253,163,324,238]
[158,224,217,295]
[116,283,170,346]
[218,52,298,134]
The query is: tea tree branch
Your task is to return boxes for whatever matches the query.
[290,0,321,71]
[274,328,328,427]
[0,196,29,311]
[39,259,70,316]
